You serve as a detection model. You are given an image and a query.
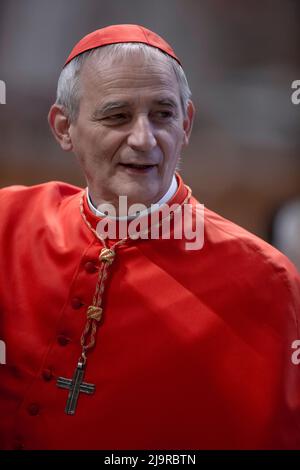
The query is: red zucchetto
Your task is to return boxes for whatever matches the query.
[64,23,181,66]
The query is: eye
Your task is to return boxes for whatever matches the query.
[105,113,127,120]
[102,113,130,124]
[154,110,174,119]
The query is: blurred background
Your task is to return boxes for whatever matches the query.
[0,0,299,268]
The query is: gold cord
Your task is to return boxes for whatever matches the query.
[78,184,192,362]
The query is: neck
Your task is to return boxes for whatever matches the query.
[87,175,178,220]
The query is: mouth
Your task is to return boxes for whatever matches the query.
[118,163,158,174]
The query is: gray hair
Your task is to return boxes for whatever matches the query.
[55,43,192,122]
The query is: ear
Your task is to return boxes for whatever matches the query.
[182,100,195,146]
[48,104,73,151]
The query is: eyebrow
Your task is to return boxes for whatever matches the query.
[93,97,179,118]
[154,98,178,109]
[92,101,129,118]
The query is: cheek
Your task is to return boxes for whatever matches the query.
[99,133,121,155]
[70,123,91,155]
[161,129,184,157]
[71,127,102,160]
[91,128,127,162]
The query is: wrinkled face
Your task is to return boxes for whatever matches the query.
[69,51,193,208]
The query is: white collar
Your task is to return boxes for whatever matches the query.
[87,175,178,220]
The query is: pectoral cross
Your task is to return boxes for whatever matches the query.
[56,361,95,415]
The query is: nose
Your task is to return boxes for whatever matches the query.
[127,115,157,152]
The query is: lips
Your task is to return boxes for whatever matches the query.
[118,162,157,175]
[119,163,157,169]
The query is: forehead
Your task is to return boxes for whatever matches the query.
[79,50,180,105]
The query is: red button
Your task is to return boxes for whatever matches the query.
[13,440,24,450]
[10,366,21,378]
[57,335,70,346]
[84,261,98,274]
[27,403,39,416]
[42,369,53,381]
[71,297,83,309]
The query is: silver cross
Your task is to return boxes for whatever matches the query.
[56,361,95,415]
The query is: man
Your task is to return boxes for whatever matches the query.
[0,24,300,450]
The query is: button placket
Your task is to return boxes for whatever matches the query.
[57,334,71,346]
[41,368,53,381]
[27,403,40,416]
[84,260,98,274]
[71,297,84,309]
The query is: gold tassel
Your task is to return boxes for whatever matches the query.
[86,306,103,321]
[99,248,115,265]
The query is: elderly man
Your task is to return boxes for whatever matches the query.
[0,24,299,450]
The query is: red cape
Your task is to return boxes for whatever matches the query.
[0,174,299,449]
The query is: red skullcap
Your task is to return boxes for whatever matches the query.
[64,24,181,67]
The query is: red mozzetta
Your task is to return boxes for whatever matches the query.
[0,174,299,449]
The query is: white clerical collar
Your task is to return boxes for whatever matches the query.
[87,174,178,220]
